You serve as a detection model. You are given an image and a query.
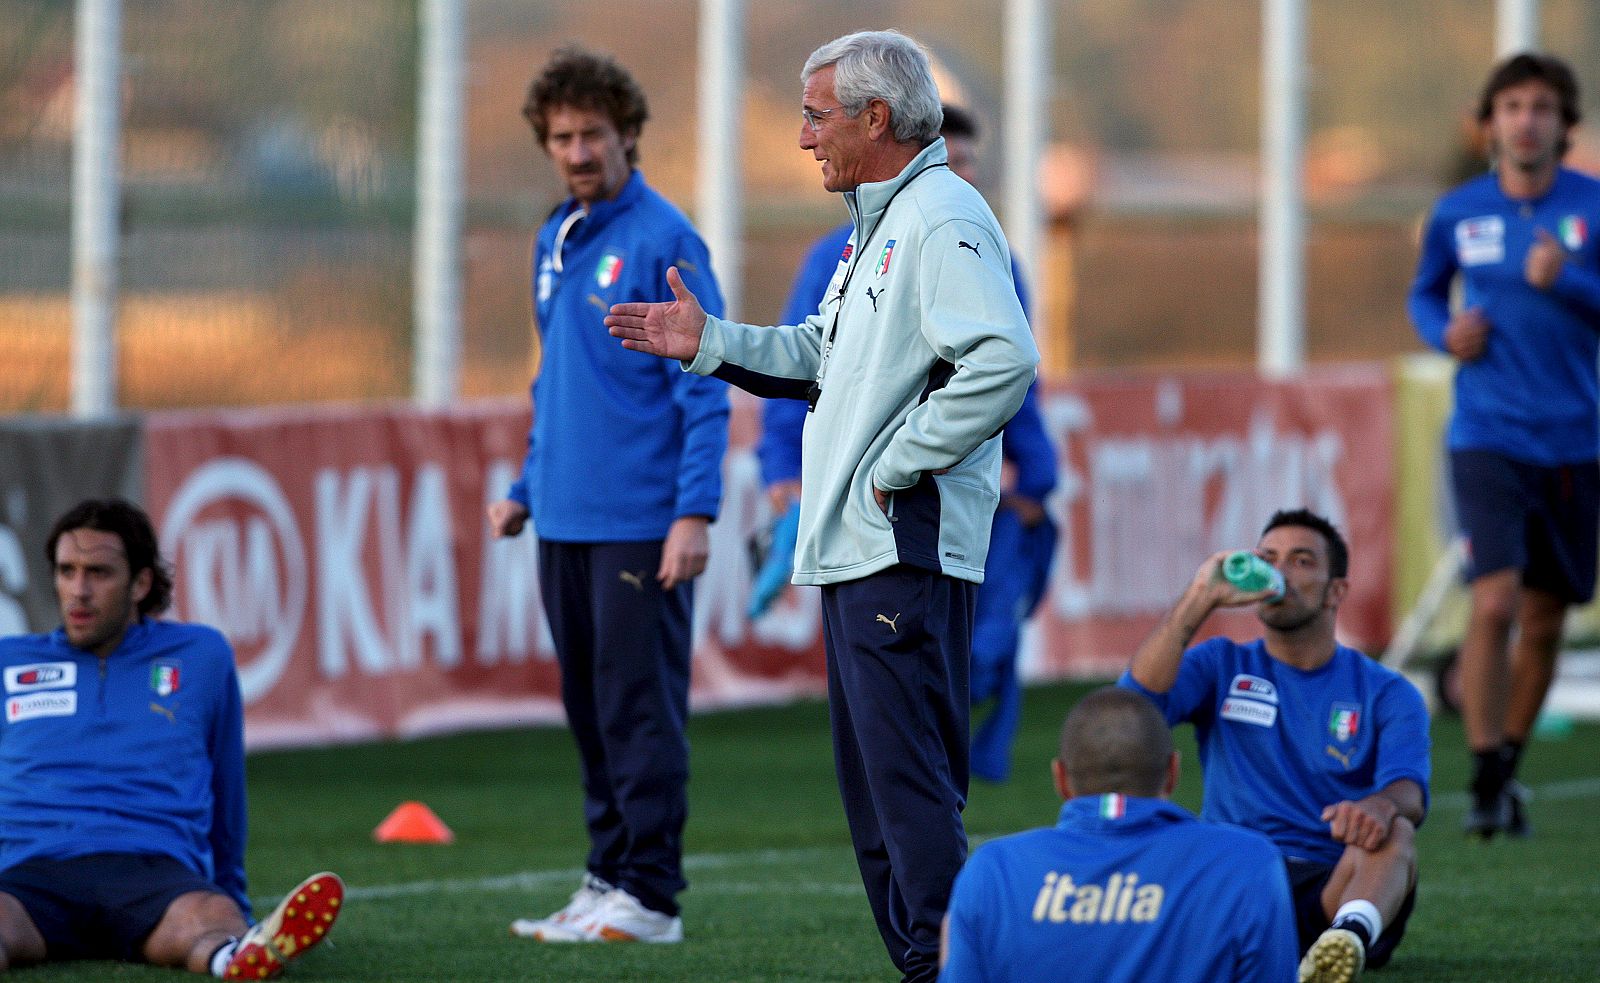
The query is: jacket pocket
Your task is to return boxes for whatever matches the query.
[928,471,1000,576]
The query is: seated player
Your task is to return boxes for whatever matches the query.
[1121,509,1430,983]
[0,499,342,978]
[941,686,1297,982]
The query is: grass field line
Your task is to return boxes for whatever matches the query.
[342,846,848,902]
[338,776,1600,906]
[1428,774,1600,811]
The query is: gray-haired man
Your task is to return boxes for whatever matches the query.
[606,30,1038,981]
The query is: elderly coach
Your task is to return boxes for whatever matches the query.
[606,29,1038,982]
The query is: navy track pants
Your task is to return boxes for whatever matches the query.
[538,539,691,916]
[821,565,973,983]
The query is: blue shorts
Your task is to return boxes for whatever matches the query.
[0,853,223,961]
[1284,856,1415,969]
[1451,450,1599,603]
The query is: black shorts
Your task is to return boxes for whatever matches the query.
[1283,856,1416,970]
[1451,450,1600,602]
[0,853,223,962]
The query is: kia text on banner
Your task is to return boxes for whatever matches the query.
[142,401,822,749]
[142,365,1393,750]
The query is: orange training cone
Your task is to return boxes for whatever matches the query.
[373,800,455,844]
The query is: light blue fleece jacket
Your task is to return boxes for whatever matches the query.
[687,139,1038,585]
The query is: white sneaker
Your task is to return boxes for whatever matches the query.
[580,887,683,943]
[1298,927,1365,983]
[509,874,613,942]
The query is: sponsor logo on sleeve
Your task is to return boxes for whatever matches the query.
[1220,697,1278,727]
[1455,215,1505,266]
[1227,673,1278,704]
[7,691,77,723]
[4,662,76,694]
[537,257,554,303]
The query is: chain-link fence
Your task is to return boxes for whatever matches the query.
[5,0,1600,411]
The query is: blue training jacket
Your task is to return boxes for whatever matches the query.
[0,620,250,916]
[1409,167,1600,465]
[510,169,730,542]
[942,795,1298,983]
[758,222,1057,503]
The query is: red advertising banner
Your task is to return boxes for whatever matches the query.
[142,400,827,749]
[1021,365,1394,679]
[143,364,1392,749]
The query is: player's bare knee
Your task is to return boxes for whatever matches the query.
[1517,616,1565,657]
[144,890,245,969]
[0,894,47,969]
[1382,815,1417,864]
[1468,578,1521,628]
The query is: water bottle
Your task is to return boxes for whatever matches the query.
[1222,551,1285,601]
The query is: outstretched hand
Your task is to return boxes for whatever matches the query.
[605,266,707,361]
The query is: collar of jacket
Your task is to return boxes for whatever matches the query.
[844,136,948,230]
[554,168,646,240]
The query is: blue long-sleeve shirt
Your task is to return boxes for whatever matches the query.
[758,221,1056,501]
[0,620,251,916]
[510,169,730,541]
[1409,167,1600,465]
[942,795,1298,983]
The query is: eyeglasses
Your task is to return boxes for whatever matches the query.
[801,106,840,132]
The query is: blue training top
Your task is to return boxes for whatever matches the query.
[510,169,730,542]
[1119,638,1431,865]
[942,795,1298,983]
[0,620,250,916]
[1409,167,1600,465]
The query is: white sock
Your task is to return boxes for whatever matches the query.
[209,938,240,978]
[1331,899,1382,946]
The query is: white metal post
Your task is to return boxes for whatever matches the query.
[696,0,743,320]
[71,0,122,418]
[1496,0,1540,58]
[413,0,465,407]
[1002,0,1047,289]
[1257,0,1306,377]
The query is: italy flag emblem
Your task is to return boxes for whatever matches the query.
[1329,705,1360,743]
[876,239,896,277]
[596,253,624,288]
[151,663,180,697]
[1560,215,1587,251]
[1099,793,1126,820]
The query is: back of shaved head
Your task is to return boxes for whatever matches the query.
[1059,687,1173,798]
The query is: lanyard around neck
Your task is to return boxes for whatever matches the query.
[832,162,946,308]
[807,161,948,413]
[550,207,587,273]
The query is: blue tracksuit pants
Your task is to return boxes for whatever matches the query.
[538,539,691,917]
[821,565,973,983]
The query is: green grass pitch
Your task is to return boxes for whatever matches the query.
[20,681,1600,981]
